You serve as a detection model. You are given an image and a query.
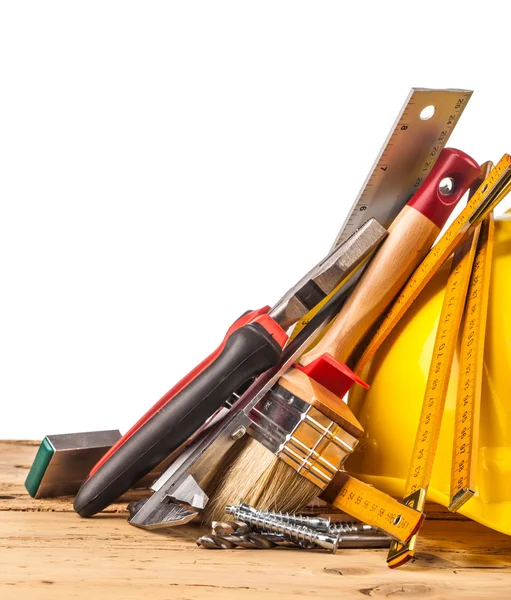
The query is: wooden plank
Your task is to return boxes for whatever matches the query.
[1,441,510,599]
[1,512,510,600]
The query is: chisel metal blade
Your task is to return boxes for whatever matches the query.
[128,498,198,529]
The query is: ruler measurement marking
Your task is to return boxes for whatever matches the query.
[327,474,423,543]
[387,224,482,568]
[449,213,495,511]
[331,90,473,250]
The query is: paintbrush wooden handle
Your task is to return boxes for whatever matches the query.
[299,148,481,368]
[300,205,439,365]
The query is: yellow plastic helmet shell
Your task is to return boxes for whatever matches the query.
[347,214,511,535]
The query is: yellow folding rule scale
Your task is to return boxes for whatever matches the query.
[352,155,511,568]
[295,156,511,548]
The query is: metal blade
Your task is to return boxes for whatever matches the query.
[269,218,387,329]
[128,497,198,529]
[331,88,472,250]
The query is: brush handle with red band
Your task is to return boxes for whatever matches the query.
[74,308,287,517]
[297,148,480,386]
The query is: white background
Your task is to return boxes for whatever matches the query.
[1,1,510,439]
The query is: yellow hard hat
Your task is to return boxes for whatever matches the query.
[347,213,511,535]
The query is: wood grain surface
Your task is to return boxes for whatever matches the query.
[1,441,510,599]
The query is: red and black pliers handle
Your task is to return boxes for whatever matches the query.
[74,308,287,517]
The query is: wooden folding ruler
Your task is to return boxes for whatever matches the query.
[354,157,511,568]
[449,209,495,512]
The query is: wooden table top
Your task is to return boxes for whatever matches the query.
[1,440,510,599]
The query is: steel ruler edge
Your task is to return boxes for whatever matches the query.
[331,88,472,250]
[291,88,472,340]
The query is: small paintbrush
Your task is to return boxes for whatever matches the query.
[202,148,481,523]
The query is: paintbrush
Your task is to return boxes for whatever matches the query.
[202,148,481,523]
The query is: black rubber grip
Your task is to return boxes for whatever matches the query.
[73,322,282,517]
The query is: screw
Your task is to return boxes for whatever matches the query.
[233,504,376,534]
[226,504,343,553]
[241,507,332,531]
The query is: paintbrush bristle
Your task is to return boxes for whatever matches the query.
[203,436,319,524]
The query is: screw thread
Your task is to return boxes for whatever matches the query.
[328,522,373,534]
[251,509,331,531]
[264,515,373,534]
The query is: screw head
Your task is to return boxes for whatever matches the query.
[230,426,247,441]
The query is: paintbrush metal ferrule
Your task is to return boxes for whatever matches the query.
[247,383,359,488]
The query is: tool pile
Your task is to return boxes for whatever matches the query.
[196,505,391,551]
[26,89,511,569]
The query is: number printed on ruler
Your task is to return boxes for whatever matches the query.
[386,229,481,568]
[331,474,423,542]
[453,276,484,487]
[407,230,480,496]
[409,254,473,491]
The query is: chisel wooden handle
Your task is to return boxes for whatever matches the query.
[300,148,481,369]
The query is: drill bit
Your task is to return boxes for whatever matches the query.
[211,520,252,536]
[197,533,279,549]
[197,535,238,549]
